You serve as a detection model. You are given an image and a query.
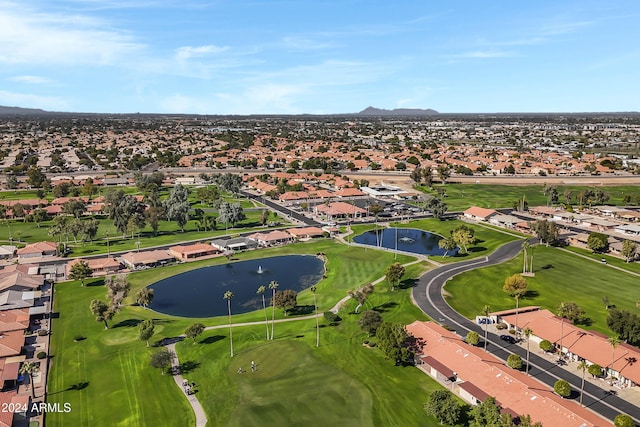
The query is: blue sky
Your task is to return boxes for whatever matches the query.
[1,0,638,114]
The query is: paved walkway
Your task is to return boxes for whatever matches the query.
[167,341,208,427]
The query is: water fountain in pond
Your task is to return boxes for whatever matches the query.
[398,237,415,244]
[257,265,264,274]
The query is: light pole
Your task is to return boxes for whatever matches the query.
[136,232,141,253]
[106,231,110,257]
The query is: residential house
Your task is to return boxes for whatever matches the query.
[463,206,498,222]
[169,243,221,261]
[67,257,122,277]
[407,321,613,427]
[120,250,175,270]
[16,241,57,260]
[247,230,294,247]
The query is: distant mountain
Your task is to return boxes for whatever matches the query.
[0,105,52,116]
[356,106,439,116]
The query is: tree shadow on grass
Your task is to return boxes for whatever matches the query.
[288,305,314,315]
[177,361,200,375]
[399,278,417,289]
[468,246,487,253]
[111,319,142,328]
[523,290,539,299]
[541,264,554,269]
[373,302,398,313]
[67,382,89,391]
[200,335,225,345]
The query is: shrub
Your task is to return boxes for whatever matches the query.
[36,351,47,359]
[614,414,635,427]
[465,331,480,346]
[588,363,603,378]
[539,340,553,352]
[507,354,523,370]
[74,335,85,342]
[495,323,508,330]
[554,379,571,397]
[363,340,369,345]
[508,329,516,335]
[37,330,49,336]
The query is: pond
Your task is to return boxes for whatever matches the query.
[148,255,325,318]
[352,227,458,256]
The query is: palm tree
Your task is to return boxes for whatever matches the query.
[311,286,319,347]
[482,305,491,352]
[557,302,570,358]
[523,327,533,375]
[257,285,269,340]
[577,360,588,405]
[522,241,530,274]
[608,336,621,379]
[19,361,40,399]
[268,280,279,340]
[224,290,234,357]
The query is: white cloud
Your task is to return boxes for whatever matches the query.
[450,50,514,59]
[175,45,229,61]
[10,75,54,84]
[0,1,143,66]
[0,90,69,110]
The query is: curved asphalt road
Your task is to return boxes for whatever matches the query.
[412,239,640,425]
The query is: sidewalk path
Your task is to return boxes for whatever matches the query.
[167,341,208,427]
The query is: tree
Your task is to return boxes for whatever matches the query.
[31,208,49,228]
[195,185,221,207]
[82,177,97,199]
[145,205,165,236]
[587,232,609,253]
[257,285,270,340]
[164,183,190,231]
[26,166,47,188]
[62,199,87,218]
[614,414,636,427]
[469,396,503,427]
[89,299,112,329]
[376,322,413,365]
[410,166,423,184]
[437,164,450,184]
[311,286,319,347]
[135,287,154,309]
[523,327,533,375]
[422,166,433,187]
[386,262,405,292]
[216,173,242,195]
[81,217,99,243]
[608,336,621,378]
[19,361,40,399]
[507,354,523,370]
[358,310,383,336]
[104,190,146,236]
[482,305,491,351]
[424,390,461,425]
[348,283,374,313]
[69,260,92,286]
[269,281,278,340]
[438,236,457,257]
[184,323,205,344]
[465,330,479,346]
[224,290,234,357]
[138,319,154,347]
[106,275,130,314]
[622,239,637,263]
[150,348,175,375]
[503,274,528,332]
[543,184,559,206]
[452,225,475,254]
[530,219,558,246]
[588,363,603,378]
[577,360,587,405]
[558,301,587,324]
[425,197,447,220]
[553,379,571,398]
[273,289,298,315]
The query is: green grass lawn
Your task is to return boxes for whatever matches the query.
[47,239,446,427]
[348,218,520,264]
[444,245,640,335]
[415,183,640,211]
[174,272,440,427]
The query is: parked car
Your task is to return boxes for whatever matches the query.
[500,334,516,344]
